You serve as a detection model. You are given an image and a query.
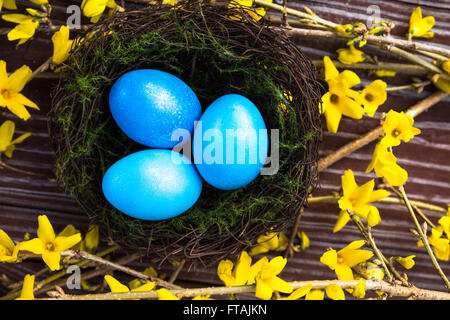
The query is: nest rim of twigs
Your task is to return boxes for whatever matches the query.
[49,1,322,267]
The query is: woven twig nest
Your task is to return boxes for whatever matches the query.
[50,1,322,266]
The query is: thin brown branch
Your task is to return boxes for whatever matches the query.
[308,195,447,214]
[60,250,182,290]
[284,207,304,258]
[347,210,395,284]
[283,27,450,58]
[42,279,450,300]
[35,252,143,295]
[398,186,450,291]
[312,60,428,74]
[168,259,186,284]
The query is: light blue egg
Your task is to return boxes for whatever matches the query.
[109,69,202,148]
[102,149,202,221]
[193,94,268,190]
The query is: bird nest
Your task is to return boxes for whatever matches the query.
[50,1,322,267]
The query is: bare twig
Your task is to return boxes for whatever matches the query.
[35,252,143,295]
[60,250,182,290]
[0,246,119,300]
[312,60,428,74]
[42,279,450,300]
[168,259,186,284]
[284,207,304,258]
[29,57,53,82]
[0,159,55,180]
[281,27,450,58]
[398,186,450,291]
[347,210,395,284]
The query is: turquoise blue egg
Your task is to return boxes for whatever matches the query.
[109,69,202,148]
[193,94,268,190]
[102,149,202,221]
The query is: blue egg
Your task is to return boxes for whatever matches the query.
[102,149,202,221]
[193,94,268,190]
[109,69,202,148]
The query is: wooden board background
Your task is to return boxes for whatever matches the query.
[0,0,449,297]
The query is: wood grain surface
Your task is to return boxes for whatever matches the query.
[0,0,449,297]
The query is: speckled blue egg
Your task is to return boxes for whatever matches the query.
[102,149,202,221]
[193,94,268,190]
[109,69,202,148]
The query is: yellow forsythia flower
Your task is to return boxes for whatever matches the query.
[81,0,119,23]
[336,43,365,65]
[279,90,292,113]
[15,274,35,300]
[366,142,408,187]
[29,0,48,4]
[104,275,155,294]
[325,284,345,300]
[15,215,81,271]
[381,110,421,147]
[352,279,366,298]
[192,294,211,300]
[419,228,450,261]
[334,169,390,232]
[247,256,268,284]
[373,69,397,77]
[254,256,293,300]
[58,224,80,237]
[128,266,160,289]
[217,251,251,286]
[83,225,99,252]
[408,6,435,38]
[249,231,288,256]
[334,24,353,36]
[442,61,450,75]
[162,0,178,6]
[305,289,325,300]
[320,56,364,133]
[435,62,450,92]
[418,217,450,261]
[296,231,310,250]
[228,0,272,22]
[278,284,312,300]
[157,288,180,300]
[320,240,373,280]
[0,120,31,158]
[51,26,74,66]
[58,224,86,251]
[0,60,40,121]
[394,255,416,269]
[359,80,387,117]
[432,77,450,94]
[357,261,385,281]
[0,228,19,262]
[1,11,39,45]
[0,0,17,11]
[439,215,450,236]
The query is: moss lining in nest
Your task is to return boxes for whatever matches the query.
[50,1,322,266]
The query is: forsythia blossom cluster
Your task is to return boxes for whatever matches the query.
[0,215,100,272]
[0,60,39,121]
[367,110,421,187]
[334,169,390,232]
[319,56,387,133]
[417,210,450,261]
[217,251,293,300]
